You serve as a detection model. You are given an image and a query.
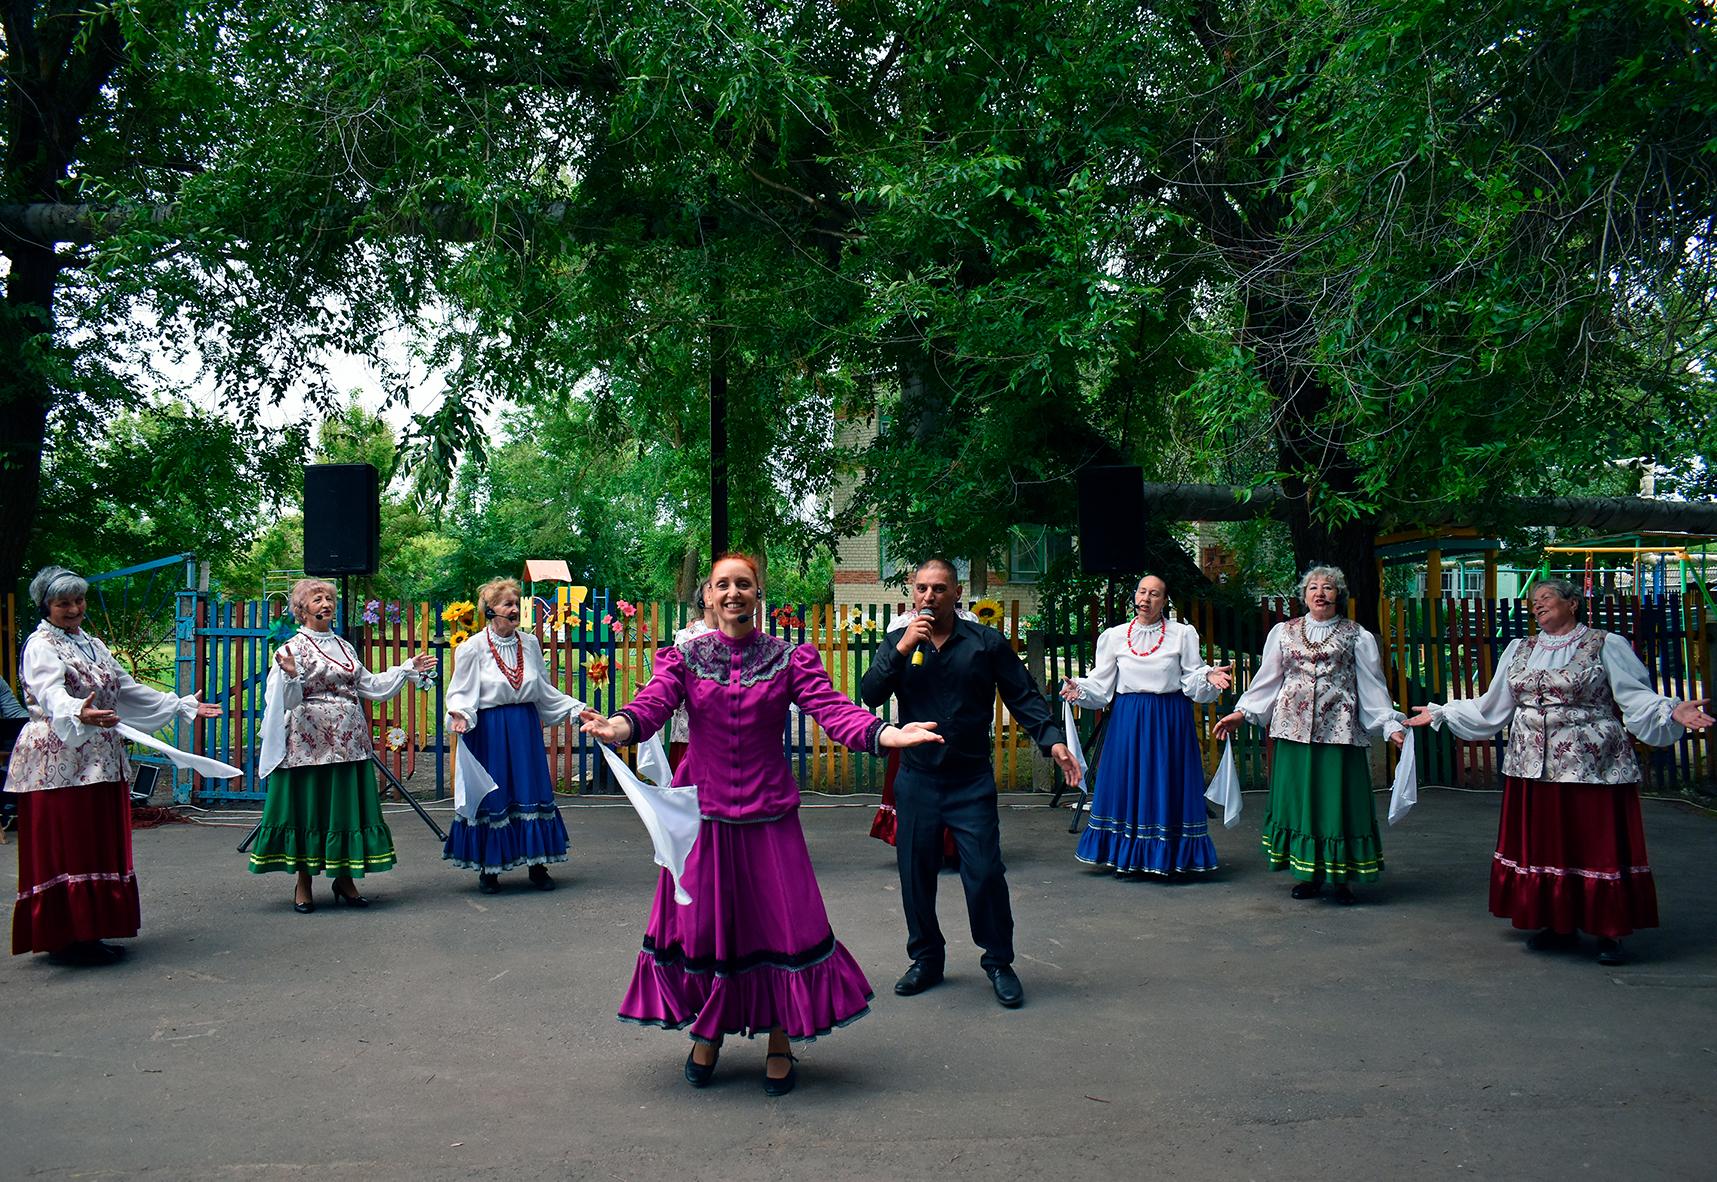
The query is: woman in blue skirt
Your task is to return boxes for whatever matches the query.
[1061,575,1231,877]
[444,578,585,893]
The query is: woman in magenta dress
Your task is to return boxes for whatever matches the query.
[581,554,941,1096]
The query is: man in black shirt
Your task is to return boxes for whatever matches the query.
[861,558,1081,1008]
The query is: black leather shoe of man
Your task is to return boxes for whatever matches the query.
[893,961,944,996]
[987,966,1025,1008]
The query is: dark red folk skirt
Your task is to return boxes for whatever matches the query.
[11,781,141,955]
[1490,776,1658,939]
[869,749,957,860]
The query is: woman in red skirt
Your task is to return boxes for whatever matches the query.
[1407,578,1712,965]
[8,566,222,965]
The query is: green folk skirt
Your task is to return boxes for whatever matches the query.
[247,759,397,877]
[1259,739,1382,883]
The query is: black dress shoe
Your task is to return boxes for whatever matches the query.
[987,966,1024,1009]
[293,898,316,914]
[762,1052,798,1097]
[1596,938,1629,966]
[478,873,501,894]
[684,1043,720,1087]
[528,865,556,891]
[330,888,368,907]
[893,961,945,996]
[1527,928,1580,952]
[1290,881,1323,900]
[1330,884,1357,906]
[47,941,120,967]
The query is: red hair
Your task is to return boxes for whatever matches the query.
[710,552,763,584]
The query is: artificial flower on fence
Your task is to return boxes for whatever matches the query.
[442,600,477,631]
[585,655,611,687]
[602,599,645,640]
[846,613,880,636]
[973,598,1005,627]
[362,599,382,626]
[449,628,470,647]
[385,602,403,624]
[771,605,806,630]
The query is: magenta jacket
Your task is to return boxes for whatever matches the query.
[618,629,886,821]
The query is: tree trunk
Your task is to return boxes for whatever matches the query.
[1,5,126,596]
[1248,296,1383,632]
[0,251,57,597]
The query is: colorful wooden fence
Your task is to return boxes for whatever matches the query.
[3,590,1711,801]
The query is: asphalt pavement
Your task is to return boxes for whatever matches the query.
[2,785,1714,1181]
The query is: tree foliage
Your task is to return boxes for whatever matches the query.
[4,1,1714,619]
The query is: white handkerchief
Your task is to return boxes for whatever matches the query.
[1061,700,1088,784]
[116,722,243,781]
[599,743,701,905]
[1387,734,1418,826]
[1205,739,1243,828]
[453,739,502,822]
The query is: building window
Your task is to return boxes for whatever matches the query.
[880,526,971,587]
[1010,525,1070,584]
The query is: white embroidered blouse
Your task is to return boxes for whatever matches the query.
[444,628,585,730]
[1067,618,1224,708]
[6,620,200,793]
[1233,615,1405,743]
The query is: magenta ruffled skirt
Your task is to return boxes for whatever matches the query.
[619,811,873,1043]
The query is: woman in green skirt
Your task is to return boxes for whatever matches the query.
[251,579,435,912]
[1212,567,1406,903]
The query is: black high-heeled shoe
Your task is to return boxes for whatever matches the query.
[684,1042,721,1087]
[293,883,315,914]
[330,881,369,907]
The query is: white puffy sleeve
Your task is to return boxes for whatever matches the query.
[1430,639,1520,739]
[528,635,586,727]
[21,639,94,745]
[353,641,419,701]
[1070,627,1121,709]
[444,637,483,727]
[1177,624,1223,704]
[1233,624,1286,727]
[1603,632,1684,748]
[108,638,200,731]
[257,659,298,780]
[1353,630,1404,738]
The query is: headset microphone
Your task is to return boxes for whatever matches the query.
[484,606,497,620]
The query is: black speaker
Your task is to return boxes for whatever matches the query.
[303,464,381,576]
[1076,466,1148,575]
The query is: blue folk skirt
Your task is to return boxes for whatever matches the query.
[1074,691,1219,875]
[442,703,569,873]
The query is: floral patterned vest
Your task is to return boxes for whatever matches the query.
[1501,628,1638,784]
[1268,617,1368,747]
[7,626,131,791]
[280,633,376,769]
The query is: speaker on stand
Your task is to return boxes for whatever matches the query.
[1061,465,1151,829]
[303,463,382,643]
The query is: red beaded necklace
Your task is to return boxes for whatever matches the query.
[300,630,355,673]
[487,628,525,690]
[1126,618,1168,658]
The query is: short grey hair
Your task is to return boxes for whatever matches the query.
[1296,565,1349,602]
[29,565,87,610]
[288,577,337,623]
[1532,577,1582,605]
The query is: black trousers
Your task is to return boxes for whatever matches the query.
[894,765,1013,972]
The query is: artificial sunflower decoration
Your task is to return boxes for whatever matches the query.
[973,598,1005,627]
[441,600,477,629]
[449,628,470,647]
